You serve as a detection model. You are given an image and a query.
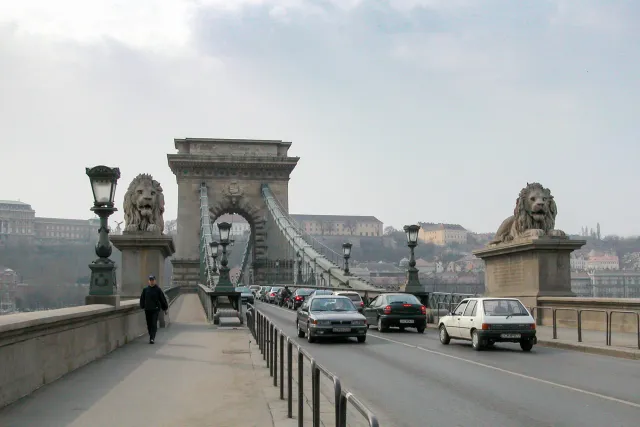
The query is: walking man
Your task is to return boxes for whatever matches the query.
[139,275,168,344]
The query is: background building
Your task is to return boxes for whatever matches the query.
[0,200,36,245]
[34,217,100,245]
[291,214,383,237]
[418,222,468,245]
[1,199,98,246]
[212,213,251,236]
[0,267,19,314]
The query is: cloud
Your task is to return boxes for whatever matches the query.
[1,1,639,236]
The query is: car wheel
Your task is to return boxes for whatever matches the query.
[520,339,534,352]
[357,336,366,343]
[297,321,305,338]
[439,325,451,344]
[471,330,483,351]
[377,318,388,332]
[416,326,425,334]
[307,324,315,343]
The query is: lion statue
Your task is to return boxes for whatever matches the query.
[489,182,565,245]
[123,173,165,234]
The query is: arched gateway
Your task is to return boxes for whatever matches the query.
[167,138,299,287]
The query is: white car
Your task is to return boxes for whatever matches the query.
[438,297,537,352]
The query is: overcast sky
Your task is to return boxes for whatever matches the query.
[1,0,638,236]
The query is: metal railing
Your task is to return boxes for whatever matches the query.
[199,183,216,288]
[530,306,640,349]
[237,236,252,285]
[247,304,380,427]
[261,184,381,291]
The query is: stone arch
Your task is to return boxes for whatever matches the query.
[209,198,268,285]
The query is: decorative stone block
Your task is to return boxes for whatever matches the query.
[111,233,175,299]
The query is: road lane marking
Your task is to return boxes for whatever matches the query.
[370,334,640,409]
[256,302,640,409]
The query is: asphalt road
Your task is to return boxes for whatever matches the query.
[256,302,640,427]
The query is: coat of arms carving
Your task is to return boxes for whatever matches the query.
[222,180,244,205]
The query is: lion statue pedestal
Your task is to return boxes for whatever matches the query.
[110,173,176,299]
[111,232,175,299]
[473,183,586,308]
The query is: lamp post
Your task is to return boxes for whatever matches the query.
[209,241,219,275]
[216,222,234,291]
[342,242,352,275]
[296,251,303,284]
[85,165,120,306]
[403,224,427,303]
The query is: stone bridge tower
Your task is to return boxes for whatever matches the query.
[168,138,299,287]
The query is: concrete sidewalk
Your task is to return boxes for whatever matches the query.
[0,295,280,427]
[535,325,640,360]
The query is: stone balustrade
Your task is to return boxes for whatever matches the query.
[0,301,147,409]
[533,297,640,334]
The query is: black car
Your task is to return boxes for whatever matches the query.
[296,295,367,343]
[288,288,314,309]
[235,286,254,305]
[363,293,427,333]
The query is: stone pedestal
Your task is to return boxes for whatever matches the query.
[171,258,201,289]
[473,237,586,308]
[110,232,176,300]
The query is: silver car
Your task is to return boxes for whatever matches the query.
[295,295,367,343]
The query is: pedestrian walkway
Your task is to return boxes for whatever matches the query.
[535,325,640,360]
[0,295,278,427]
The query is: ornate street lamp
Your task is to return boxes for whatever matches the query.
[215,222,234,291]
[209,241,219,275]
[296,251,303,284]
[85,165,120,305]
[230,239,235,247]
[403,224,426,299]
[342,242,352,275]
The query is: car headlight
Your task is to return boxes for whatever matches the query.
[351,320,365,325]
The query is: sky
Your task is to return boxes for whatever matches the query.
[1,0,639,236]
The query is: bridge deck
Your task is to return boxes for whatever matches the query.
[0,295,273,427]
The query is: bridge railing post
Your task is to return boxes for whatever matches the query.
[297,350,304,427]
[279,333,284,398]
[273,328,278,387]
[287,339,293,419]
[253,304,381,427]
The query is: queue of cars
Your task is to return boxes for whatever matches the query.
[251,285,537,351]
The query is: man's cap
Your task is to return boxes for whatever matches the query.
[148,275,156,280]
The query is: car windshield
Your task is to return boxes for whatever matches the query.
[340,293,362,302]
[297,288,313,295]
[313,290,333,295]
[386,294,420,304]
[271,287,283,292]
[310,298,356,312]
[483,299,529,316]
[235,287,250,293]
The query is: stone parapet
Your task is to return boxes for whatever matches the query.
[0,300,146,409]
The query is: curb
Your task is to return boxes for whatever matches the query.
[535,339,640,360]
